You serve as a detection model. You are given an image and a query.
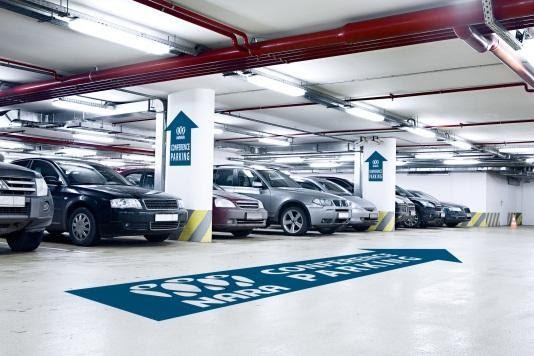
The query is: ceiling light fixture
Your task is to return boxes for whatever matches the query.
[403,127,436,138]
[68,18,171,55]
[344,106,385,122]
[57,148,96,157]
[73,133,115,144]
[246,75,306,97]
[0,140,26,150]
[444,158,481,165]
[309,161,341,168]
[123,154,154,162]
[275,157,303,164]
[396,160,408,166]
[449,140,473,150]
[415,152,454,160]
[52,98,116,116]
[499,147,534,154]
[258,137,291,146]
[214,127,224,135]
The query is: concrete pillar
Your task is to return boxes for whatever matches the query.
[353,149,362,196]
[165,89,215,242]
[362,138,396,232]
[154,111,166,191]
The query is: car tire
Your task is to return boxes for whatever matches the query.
[318,227,338,235]
[403,214,420,228]
[352,225,370,232]
[232,230,253,238]
[68,207,100,246]
[446,222,459,227]
[144,234,170,242]
[6,230,43,252]
[280,206,309,236]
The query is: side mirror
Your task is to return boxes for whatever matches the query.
[252,181,263,188]
[44,176,62,186]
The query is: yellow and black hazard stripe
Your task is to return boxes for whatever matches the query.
[179,210,212,242]
[485,212,500,227]
[458,212,503,228]
[368,211,395,232]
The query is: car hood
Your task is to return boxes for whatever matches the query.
[407,196,436,207]
[75,184,177,199]
[396,195,413,205]
[345,196,376,210]
[442,202,468,210]
[213,189,256,202]
[0,162,39,178]
[275,187,347,201]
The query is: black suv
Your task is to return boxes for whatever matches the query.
[12,158,188,246]
[396,185,444,228]
[0,162,53,251]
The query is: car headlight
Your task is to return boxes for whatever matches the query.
[214,198,236,208]
[35,177,48,197]
[177,199,184,209]
[110,199,142,209]
[257,200,264,209]
[312,198,333,207]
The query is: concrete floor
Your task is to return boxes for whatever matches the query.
[1,227,534,356]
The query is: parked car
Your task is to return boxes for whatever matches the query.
[214,166,351,236]
[408,190,471,227]
[395,185,444,228]
[213,184,268,237]
[0,162,54,251]
[311,176,416,226]
[12,158,188,246]
[294,176,378,231]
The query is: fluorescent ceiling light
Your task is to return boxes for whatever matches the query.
[339,155,354,162]
[99,160,125,168]
[275,157,303,164]
[258,137,291,146]
[309,161,341,168]
[123,154,154,162]
[214,127,224,135]
[396,160,408,166]
[73,133,115,144]
[0,140,26,150]
[415,152,454,160]
[449,140,473,150]
[403,127,436,138]
[58,148,96,157]
[499,147,534,154]
[444,159,481,165]
[345,107,385,122]
[68,18,171,55]
[52,99,116,116]
[246,75,305,97]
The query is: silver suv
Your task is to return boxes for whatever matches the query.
[213,166,351,236]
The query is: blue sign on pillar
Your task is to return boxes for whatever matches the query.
[165,111,198,166]
[365,151,387,182]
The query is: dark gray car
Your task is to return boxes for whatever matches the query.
[214,166,351,236]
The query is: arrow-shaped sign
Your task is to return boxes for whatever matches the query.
[365,150,388,181]
[68,249,460,321]
[165,111,198,166]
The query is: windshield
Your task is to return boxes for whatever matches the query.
[257,169,300,188]
[57,161,129,186]
[318,179,350,195]
[396,185,415,197]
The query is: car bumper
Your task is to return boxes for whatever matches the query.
[420,207,445,225]
[350,209,378,227]
[99,208,188,237]
[307,206,351,227]
[0,195,53,235]
[213,208,268,231]
[445,211,469,223]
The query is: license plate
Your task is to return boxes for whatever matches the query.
[338,212,350,219]
[246,212,263,220]
[0,196,25,207]
[410,210,416,216]
[155,214,178,222]
[440,211,445,218]
[369,213,378,219]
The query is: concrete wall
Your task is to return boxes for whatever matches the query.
[520,182,534,225]
[485,174,522,225]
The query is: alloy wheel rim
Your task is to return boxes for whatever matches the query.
[282,210,303,234]
[72,213,91,240]
[405,214,419,227]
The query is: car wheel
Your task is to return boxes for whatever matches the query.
[403,214,420,228]
[352,225,370,232]
[280,206,309,236]
[446,222,459,227]
[68,208,100,246]
[6,230,43,252]
[318,227,338,235]
[144,234,170,242]
[232,230,253,238]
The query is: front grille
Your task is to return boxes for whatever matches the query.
[236,219,265,225]
[397,205,408,213]
[0,204,30,215]
[0,177,35,196]
[150,222,179,230]
[333,200,349,207]
[235,200,259,209]
[143,199,178,210]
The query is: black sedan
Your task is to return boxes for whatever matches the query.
[409,190,471,227]
[12,158,188,246]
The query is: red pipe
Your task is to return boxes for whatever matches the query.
[455,26,534,87]
[0,57,60,80]
[131,0,250,50]
[0,133,154,155]
[1,0,534,106]
[427,118,534,128]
